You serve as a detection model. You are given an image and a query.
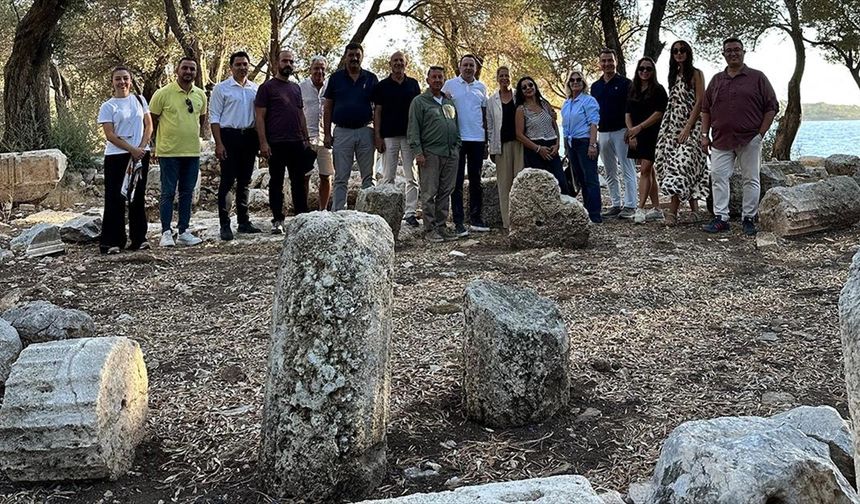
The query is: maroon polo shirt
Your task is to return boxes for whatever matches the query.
[254,77,304,143]
[702,65,779,151]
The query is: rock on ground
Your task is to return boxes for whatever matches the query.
[765,160,806,175]
[772,405,855,484]
[355,475,604,503]
[645,415,859,503]
[356,184,405,239]
[2,300,96,346]
[729,163,787,216]
[826,154,860,176]
[463,177,504,228]
[59,215,102,243]
[462,279,570,427]
[760,176,860,237]
[10,223,65,258]
[0,149,67,204]
[259,211,394,501]
[0,337,148,481]
[509,168,590,249]
[0,319,22,384]
[840,249,860,489]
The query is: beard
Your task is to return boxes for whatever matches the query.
[279,66,293,78]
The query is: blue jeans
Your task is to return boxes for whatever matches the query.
[159,157,199,233]
[567,139,602,222]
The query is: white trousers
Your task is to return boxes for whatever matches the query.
[710,134,763,220]
[599,129,637,209]
[381,136,418,218]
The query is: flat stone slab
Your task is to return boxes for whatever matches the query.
[0,149,67,204]
[9,223,65,257]
[0,337,149,481]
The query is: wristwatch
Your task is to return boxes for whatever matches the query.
[590,143,598,148]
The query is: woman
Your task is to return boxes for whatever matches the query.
[654,40,709,225]
[487,66,524,229]
[97,66,153,254]
[514,76,569,195]
[625,56,668,223]
[560,71,602,222]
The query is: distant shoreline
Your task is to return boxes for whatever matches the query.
[802,102,860,121]
[803,118,860,122]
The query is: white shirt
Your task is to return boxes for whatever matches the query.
[97,95,150,156]
[300,77,327,145]
[441,76,488,142]
[209,77,258,129]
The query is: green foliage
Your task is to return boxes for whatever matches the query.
[802,102,860,120]
[292,5,351,71]
[49,111,99,173]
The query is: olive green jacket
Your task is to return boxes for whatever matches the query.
[407,90,461,158]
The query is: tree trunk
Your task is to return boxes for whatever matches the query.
[339,0,384,69]
[643,0,668,62]
[599,0,626,77]
[49,61,71,116]
[2,0,70,150]
[772,0,805,161]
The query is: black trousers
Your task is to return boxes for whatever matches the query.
[218,128,259,226]
[451,140,485,225]
[101,152,150,252]
[268,140,308,221]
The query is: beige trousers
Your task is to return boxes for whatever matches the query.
[495,140,524,228]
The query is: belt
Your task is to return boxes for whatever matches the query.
[335,124,371,130]
[222,127,256,133]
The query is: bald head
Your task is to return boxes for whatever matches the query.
[390,51,407,78]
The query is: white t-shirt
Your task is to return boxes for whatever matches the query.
[441,76,488,142]
[97,95,150,156]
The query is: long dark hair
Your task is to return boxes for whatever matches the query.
[515,76,549,111]
[629,57,659,102]
[668,40,696,89]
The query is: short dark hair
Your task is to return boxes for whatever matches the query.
[599,48,617,58]
[496,66,510,76]
[722,37,744,49]
[229,51,250,66]
[459,54,482,67]
[345,42,364,54]
[111,65,131,78]
[177,56,198,68]
[427,66,445,76]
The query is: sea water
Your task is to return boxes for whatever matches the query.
[792,120,860,157]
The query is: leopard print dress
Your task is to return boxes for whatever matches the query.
[655,77,709,201]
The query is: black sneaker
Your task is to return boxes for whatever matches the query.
[702,216,730,233]
[220,226,234,241]
[455,223,470,237]
[742,217,758,236]
[237,222,262,234]
[405,216,420,228]
[601,206,623,218]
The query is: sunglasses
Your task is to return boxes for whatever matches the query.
[568,77,583,84]
[637,66,654,73]
[521,82,535,89]
[671,47,688,55]
[185,98,194,113]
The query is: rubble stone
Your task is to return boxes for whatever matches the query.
[509,168,590,249]
[760,176,860,237]
[356,184,405,239]
[2,300,96,346]
[0,149,67,204]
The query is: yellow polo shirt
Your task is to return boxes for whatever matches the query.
[149,81,207,157]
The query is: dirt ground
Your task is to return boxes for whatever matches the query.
[0,201,856,504]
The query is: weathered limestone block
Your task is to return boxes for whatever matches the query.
[0,149,67,204]
[9,223,65,257]
[760,176,860,237]
[509,168,590,249]
[482,159,497,179]
[840,249,860,489]
[357,184,405,239]
[765,160,806,175]
[463,279,570,427]
[772,405,855,484]
[0,319,22,384]
[2,300,96,346]
[60,215,102,243]
[260,211,394,501]
[729,163,788,216]
[800,155,826,167]
[463,178,504,228]
[356,475,603,503]
[645,415,859,503]
[826,154,860,176]
[0,337,149,481]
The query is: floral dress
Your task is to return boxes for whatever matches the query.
[654,77,709,201]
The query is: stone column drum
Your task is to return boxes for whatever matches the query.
[760,176,860,237]
[260,211,395,501]
[0,337,149,481]
[463,279,570,428]
[840,249,860,489]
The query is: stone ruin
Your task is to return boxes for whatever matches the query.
[508,168,590,249]
[356,184,406,240]
[0,149,67,204]
[259,211,395,501]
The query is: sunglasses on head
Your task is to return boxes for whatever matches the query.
[637,66,654,73]
[672,47,688,55]
[185,98,194,113]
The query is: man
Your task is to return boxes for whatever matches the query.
[443,54,490,236]
[255,49,310,234]
[592,48,637,220]
[408,66,461,242]
[299,55,333,210]
[149,57,207,247]
[209,51,261,241]
[372,51,422,227]
[701,37,778,236]
[323,43,379,211]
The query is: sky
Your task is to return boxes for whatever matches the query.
[355,5,860,106]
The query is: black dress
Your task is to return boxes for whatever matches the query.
[626,84,668,161]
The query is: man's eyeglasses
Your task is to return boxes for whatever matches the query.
[637,66,654,73]
[723,48,743,54]
[185,98,194,113]
[671,47,688,55]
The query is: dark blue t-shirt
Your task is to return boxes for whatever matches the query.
[591,74,631,132]
[323,68,378,129]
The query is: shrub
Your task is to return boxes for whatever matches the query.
[48,111,99,173]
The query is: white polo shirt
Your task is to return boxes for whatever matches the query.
[300,77,327,145]
[209,77,257,129]
[442,76,488,142]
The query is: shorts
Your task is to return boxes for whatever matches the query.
[311,144,334,176]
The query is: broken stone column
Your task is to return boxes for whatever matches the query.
[356,184,405,239]
[0,149,67,204]
[463,279,570,427]
[509,168,590,249]
[839,249,860,490]
[463,177,504,229]
[9,223,65,257]
[729,163,788,216]
[260,211,394,501]
[760,176,860,237]
[0,336,149,481]
[826,154,860,176]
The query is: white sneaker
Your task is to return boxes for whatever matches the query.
[271,221,284,234]
[160,230,175,247]
[633,209,646,224]
[176,231,202,246]
[645,208,665,222]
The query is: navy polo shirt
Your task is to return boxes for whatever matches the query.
[591,74,631,132]
[323,68,379,129]
[371,75,421,138]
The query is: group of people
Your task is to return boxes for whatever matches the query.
[95,37,778,252]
